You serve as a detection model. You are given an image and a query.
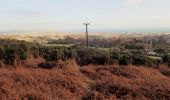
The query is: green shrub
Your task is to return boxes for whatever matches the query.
[119,56,130,66]
[132,55,162,67]
[4,48,16,65]
[20,52,28,61]
[109,51,120,64]
[162,54,170,67]
[75,47,108,65]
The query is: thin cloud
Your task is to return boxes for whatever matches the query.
[15,11,43,17]
[125,0,143,6]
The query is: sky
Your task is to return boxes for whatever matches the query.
[0,0,170,32]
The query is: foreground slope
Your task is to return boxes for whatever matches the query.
[0,62,169,100]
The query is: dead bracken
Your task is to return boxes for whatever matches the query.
[0,61,169,100]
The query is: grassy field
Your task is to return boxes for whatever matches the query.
[148,55,162,60]
[43,44,72,47]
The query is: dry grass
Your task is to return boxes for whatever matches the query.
[159,64,170,77]
[81,65,170,100]
[0,62,88,100]
[0,62,169,100]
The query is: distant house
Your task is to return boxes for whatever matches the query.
[147,51,156,55]
[70,43,80,46]
[135,43,152,50]
[125,43,153,51]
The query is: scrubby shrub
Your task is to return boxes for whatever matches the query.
[0,48,5,67]
[162,54,170,67]
[132,54,162,67]
[76,47,93,65]
[0,39,40,67]
[63,48,77,60]
[132,55,146,65]
[154,48,167,54]
[0,39,165,68]
[76,47,109,65]
[4,48,16,66]
[19,52,28,61]
[92,51,108,65]
[110,51,120,64]
[38,62,56,69]
[43,49,59,62]
[119,56,130,66]
[162,54,170,62]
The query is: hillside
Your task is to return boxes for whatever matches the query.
[0,62,169,100]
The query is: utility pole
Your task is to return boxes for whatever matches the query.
[83,23,90,48]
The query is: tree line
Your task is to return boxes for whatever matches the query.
[0,39,169,68]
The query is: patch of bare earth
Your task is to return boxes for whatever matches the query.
[0,63,169,100]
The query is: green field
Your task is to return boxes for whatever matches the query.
[148,56,162,60]
[43,44,72,47]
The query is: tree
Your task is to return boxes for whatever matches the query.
[162,54,170,62]
[4,48,16,66]
[119,56,129,66]
[110,51,120,64]
[0,48,5,67]
[162,54,170,67]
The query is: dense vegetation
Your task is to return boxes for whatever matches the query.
[0,39,168,68]
[0,63,170,100]
[0,37,169,99]
[0,39,38,67]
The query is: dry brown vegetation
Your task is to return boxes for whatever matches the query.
[0,61,170,100]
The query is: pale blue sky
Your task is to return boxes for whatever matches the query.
[0,0,170,32]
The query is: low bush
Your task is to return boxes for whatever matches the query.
[76,47,109,65]
[162,54,170,67]
[132,55,162,68]
[38,62,56,69]
[119,56,130,66]
[0,39,165,68]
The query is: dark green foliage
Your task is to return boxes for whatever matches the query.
[63,48,77,60]
[0,39,40,66]
[109,51,120,64]
[132,55,146,65]
[119,56,130,66]
[92,51,108,65]
[125,44,143,50]
[38,62,56,69]
[30,46,39,58]
[42,47,77,62]
[76,47,92,65]
[162,54,170,62]
[18,44,28,61]
[20,52,28,61]
[43,48,59,62]
[0,39,165,68]
[4,48,16,65]
[110,52,120,60]
[154,48,167,54]
[132,54,162,67]
[162,54,170,67]
[0,48,5,60]
[75,47,109,65]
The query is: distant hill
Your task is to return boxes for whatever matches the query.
[0,32,170,43]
